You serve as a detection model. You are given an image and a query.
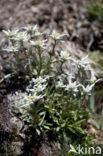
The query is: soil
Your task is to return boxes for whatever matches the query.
[0,0,103,155]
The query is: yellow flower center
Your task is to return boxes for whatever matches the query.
[64,52,68,57]
[29,99,32,102]
[28,95,37,100]
[53,32,60,37]
[18,32,25,38]
[34,85,42,90]
[13,47,17,50]
[36,77,43,83]
[8,31,17,36]
[35,40,43,45]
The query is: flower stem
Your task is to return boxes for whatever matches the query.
[38,48,42,75]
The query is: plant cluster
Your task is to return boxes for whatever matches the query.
[87,0,103,25]
[3,25,98,155]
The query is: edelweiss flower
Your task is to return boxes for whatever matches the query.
[72,55,90,70]
[79,84,94,94]
[60,50,70,60]
[50,31,67,40]
[27,83,47,92]
[22,93,44,107]
[86,70,102,86]
[23,25,38,32]
[56,80,65,88]
[34,31,42,37]
[89,69,97,84]
[3,29,19,37]
[34,84,47,92]
[13,32,29,42]
[32,76,49,84]
[30,40,47,49]
[65,79,78,92]
[3,45,19,52]
[28,93,43,101]
[23,25,42,36]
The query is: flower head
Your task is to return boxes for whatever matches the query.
[23,25,42,36]
[50,31,67,40]
[34,84,47,92]
[22,93,44,107]
[12,32,29,42]
[72,55,90,70]
[79,84,94,95]
[30,39,47,49]
[34,31,42,37]
[3,29,19,37]
[60,50,70,60]
[89,69,97,84]
[56,80,65,88]
[27,83,47,93]
[3,45,19,52]
[28,93,43,102]
[32,76,49,84]
[65,79,78,92]
[23,25,38,32]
